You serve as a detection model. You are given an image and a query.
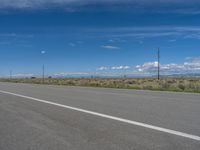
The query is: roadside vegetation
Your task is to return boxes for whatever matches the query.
[1,77,200,93]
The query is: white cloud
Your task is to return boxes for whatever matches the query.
[41,50,46,54]
[136,62,158,72]
[97,66,130,71]
[54,72,89,77]
[186,56,200,63]
[97,67,109,71]
[96,56,200,75]
[0,33,17,37]
[111,66,130,70]
[0,0,199,12]
[112,31,182,38]
[108,39,114,43]
[68,43,76,47]
[168,39,177,42]
[101,45,120,49]
[12,74,34,77]
[108,38,126,43]
[135,59,200,74]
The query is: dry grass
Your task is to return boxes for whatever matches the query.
[1,77,200,93]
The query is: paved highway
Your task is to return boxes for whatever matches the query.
[0,82,199,150]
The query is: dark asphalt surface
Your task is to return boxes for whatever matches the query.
[0,82,199,150]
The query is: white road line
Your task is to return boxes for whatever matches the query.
[0,90,200,141]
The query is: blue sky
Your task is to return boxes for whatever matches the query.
[0,0,200,77]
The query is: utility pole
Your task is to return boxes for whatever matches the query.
[10,70,12,80]
[41,50,46,84]
[157,48,160,80]
[42,64,45,84]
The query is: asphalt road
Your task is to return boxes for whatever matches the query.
[0,82,199,150]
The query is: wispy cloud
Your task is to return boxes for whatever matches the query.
[97,66,130,71]
[93,26,200,40]
[185,56,200,63]
[68,43,76,47]
[12,73,34,78]
[0,33,17,37]
[101,45,120,49]
[97,67,109,71]
[0,0,200,14]
[168,39,177,42]
[0,41,10,45]
[0,33,34,38]
[112,32,181,38]
[54,72,89,77]
[68,41,83,47]
[108,38,126,43]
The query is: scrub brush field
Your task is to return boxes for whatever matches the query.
[1,77,200,93]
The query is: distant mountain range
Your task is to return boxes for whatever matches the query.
[55,73,200,78]
[2,72,200,79]
[164,73,200,77]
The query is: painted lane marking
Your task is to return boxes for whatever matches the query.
[0,90,199,141]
